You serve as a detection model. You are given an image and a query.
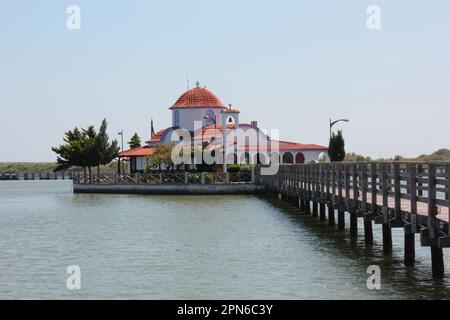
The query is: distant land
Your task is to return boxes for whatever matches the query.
[1,149,449,174]
[344,148,450,162]
[0,162,121,174]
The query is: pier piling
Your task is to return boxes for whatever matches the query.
[364,215,374,245]
[256,161,449,278]
[328,206,335,226]
[350,210,358,237]
[338,207,345,230]
[404,224,415,265]
[319,203,326,221]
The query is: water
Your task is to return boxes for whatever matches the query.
[1,180,450,299]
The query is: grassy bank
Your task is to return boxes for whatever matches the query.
[345,148,450,162]
[0,162,124,174]
[0,162,58,173]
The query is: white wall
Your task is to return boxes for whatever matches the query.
[280,150,330,164]
[172,108,223,131]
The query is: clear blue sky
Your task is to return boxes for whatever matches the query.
[1,0,449,161]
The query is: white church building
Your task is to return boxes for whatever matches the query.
[119,82,329,172]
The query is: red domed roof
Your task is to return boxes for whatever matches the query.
[170,86,226,109]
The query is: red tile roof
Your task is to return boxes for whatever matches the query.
[193,124,236,141]
[146,128,169,143]
[118,146,156,157]
[222,108,240,113]
[194,125,328,151]
[170,87,226,109]
[243,141,328,151]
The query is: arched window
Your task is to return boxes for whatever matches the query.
[295,152,305,164]
[255,153,268,165]
[205,110,216,126]
[269,152,280,164]
[318,152,327,162]
[174,111,180,127]
[282,152,294,164]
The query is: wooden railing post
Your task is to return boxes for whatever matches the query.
[312,165,318,217]
[327,163,335,226]
[381,163,393,254]
[319,164,326,221]
[201,172,206,184]
[350,163,358,237]
[337,163,345,230]
[251,166,255,184]
[370,162,377,216]
[427,164,437,238]
[418,164,424,197]
[300,165,305,212]
[447,164,450,235]
[362,163,373,245]
[404,163,417,266]
[305,166,310,214]
[427,163,444,278]
[393,162,401,222]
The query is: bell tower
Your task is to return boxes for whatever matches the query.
[220,104,240,172]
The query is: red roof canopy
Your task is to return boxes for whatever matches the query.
[147,128,169,144]
[170,87,225,109]
[118,146,156,158]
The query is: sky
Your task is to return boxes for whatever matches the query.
[0,0,449,162]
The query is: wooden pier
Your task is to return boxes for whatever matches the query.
[72,171,257,195]
[255,161,450,279]
[0,172,75,181]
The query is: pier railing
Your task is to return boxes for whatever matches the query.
[74,171,254,185]
[0,171,76,181]
[255,161,450,278]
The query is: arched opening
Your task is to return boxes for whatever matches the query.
[269,152,280,164]
[282,152,294,164]
[318,152,327,162]
[240,152,250,164]
[255,153,268,165]
[295,152,305,164]
[226,116,235,125]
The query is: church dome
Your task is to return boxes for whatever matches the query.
[170,84,225,109]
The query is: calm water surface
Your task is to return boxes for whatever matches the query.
[1,180,450,299]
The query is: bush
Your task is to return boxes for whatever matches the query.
[227,164,240,173]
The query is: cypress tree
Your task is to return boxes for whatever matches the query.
[128,133,142,149]
[329,130,346,162]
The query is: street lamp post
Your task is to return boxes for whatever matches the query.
[329,118,349,140]
[118,130,124,174]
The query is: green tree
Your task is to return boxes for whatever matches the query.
[128,132,142,149]
[52,119,119,181]
[52,127,89,173]
[148,144,175,171]
[329,130,346,162]
[344,152,372,162]
[417,149,450,161]
[96,119,120,175]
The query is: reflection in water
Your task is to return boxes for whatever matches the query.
[263,197,450,298]
[0,180,449,299]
